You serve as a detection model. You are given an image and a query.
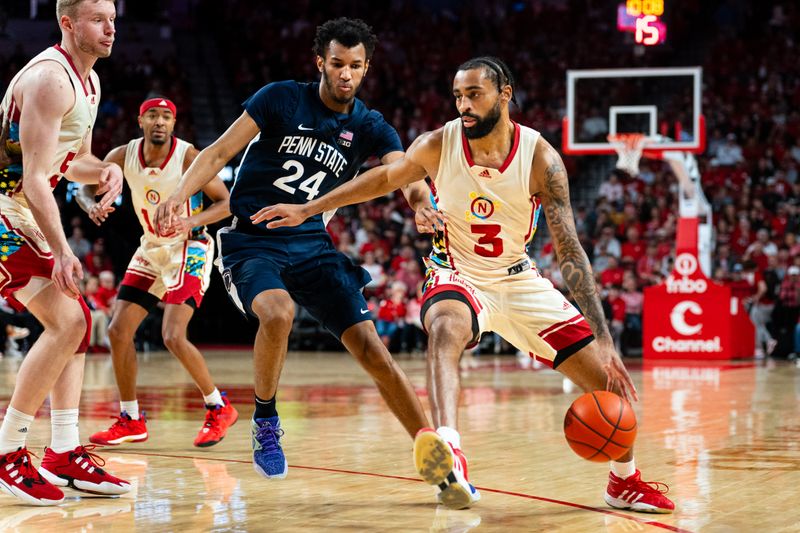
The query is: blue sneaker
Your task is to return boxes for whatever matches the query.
[251,416,288,479]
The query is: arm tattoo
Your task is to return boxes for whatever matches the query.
[543,161,612,343]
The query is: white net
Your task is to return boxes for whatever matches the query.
[607,133,651,176]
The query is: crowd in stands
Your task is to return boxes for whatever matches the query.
[1,1,798,357]
[585,2,800,358]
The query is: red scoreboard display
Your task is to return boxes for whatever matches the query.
[617,0,667,46]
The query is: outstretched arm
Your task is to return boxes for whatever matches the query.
[254,129,441,228]
[534,137,637,401]
[154,111,258,234]
[384,150,443,233]
[164,146,232,234]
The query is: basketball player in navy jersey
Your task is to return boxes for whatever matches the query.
[154,18,430,480]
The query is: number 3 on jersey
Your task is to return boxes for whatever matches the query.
[274,160,327,200]
[472,223,503,257]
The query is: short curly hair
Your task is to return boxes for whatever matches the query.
[313,17,378,60]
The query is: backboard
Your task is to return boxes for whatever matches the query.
[563,67,704,156]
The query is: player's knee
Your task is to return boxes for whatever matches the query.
[428,313,472,346]
[108,319,132,345]
[162,328,188,353]
[254,305,294,335]
[52,303,87,349]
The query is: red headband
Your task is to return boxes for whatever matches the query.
[139,97,177,117]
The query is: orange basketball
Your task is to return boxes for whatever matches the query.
[563,391,637,462]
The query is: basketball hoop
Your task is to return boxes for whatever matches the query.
[607,133,652,176]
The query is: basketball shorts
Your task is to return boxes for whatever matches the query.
[420,262,595,368]
[216,226,372,339]
[119,232,213,310]
[0,195,90,352]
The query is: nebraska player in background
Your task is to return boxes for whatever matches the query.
[78,97,236,448]
[0,0,130,505]
[258,56,675,513]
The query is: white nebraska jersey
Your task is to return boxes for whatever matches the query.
[0,45,100,209]
[430,118,542,284]
[124,137,197,245]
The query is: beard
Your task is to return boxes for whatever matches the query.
[462,99,502,139]
[149,134,167,146]
[322,68,359,105]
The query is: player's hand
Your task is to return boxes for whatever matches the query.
[95,163,123,211]
[415,206,446,233]
[598,339,638,403]
[164,216,191,236]
[251,204,310,228]
[154,195,183,236]
[52,250,84,300]
[88,202,115,225]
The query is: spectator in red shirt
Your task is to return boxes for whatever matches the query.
[600,256,625,287]
[83,238,114,276]
[94,271,118,312]
[621,226,646,263]
[731,217,754,258]
[390,245,416,274]
[375,282,408,350]
[605,285,626,353]
[637,243,662,285]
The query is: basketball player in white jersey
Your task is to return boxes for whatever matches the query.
[77,97,237,448]
[256,56,675,513]
[0,0,131,505]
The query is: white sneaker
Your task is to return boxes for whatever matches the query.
[413,428,480,509]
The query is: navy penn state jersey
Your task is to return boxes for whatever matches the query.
[231,81,402,236]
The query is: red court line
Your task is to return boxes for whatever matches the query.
[112,450,691,532]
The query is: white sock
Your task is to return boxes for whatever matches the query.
[436,426,461,449]
[50,408,80,453]
[203,388,224,408]
[610,458,636,479]
[120,400,140,420]
[0,407,34,454]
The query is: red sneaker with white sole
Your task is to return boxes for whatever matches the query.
[39,445,131,496]
[0,448,64,506]
[413,428,480,509]
[89,412,148,446]
[604,469,674,513]
[193,393,239,448]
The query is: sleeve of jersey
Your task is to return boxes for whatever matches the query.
[243,81,300,131]
[369,113,404,159]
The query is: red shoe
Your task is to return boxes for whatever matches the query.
[604,469,674,513]
[39,445,131,495]
[0,447,64,505]
[89,412,148,445]
[194,393,239,447]
[413,428,480,509]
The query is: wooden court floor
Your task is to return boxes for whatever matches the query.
[1,349,799,532]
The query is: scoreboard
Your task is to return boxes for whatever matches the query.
[617,0,667,46]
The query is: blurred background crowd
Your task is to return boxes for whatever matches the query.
[0,0,798,359]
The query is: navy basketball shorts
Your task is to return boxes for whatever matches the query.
[217,228,372,339]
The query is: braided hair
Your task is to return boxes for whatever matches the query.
[456,56,517,104]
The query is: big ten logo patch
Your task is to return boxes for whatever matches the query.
[465,193,499,222]
[145,188,161,205]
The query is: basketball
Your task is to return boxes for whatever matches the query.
[563,391,637,462]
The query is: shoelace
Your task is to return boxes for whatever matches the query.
[72,444,107,474]
[4,448,45,483]
[622,474,670,495]
[255,422,285,454]
[108,414,132,429]
[203,407,220,428]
